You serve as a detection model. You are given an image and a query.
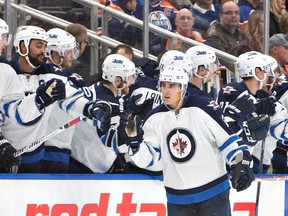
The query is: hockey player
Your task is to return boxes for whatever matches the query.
[2,25,111,173]
[121,65,254,215]
[217,51,288,174]
[0,18,10,56]
[185,45,219,97]
[70,54,138,173]
[42,28,87,173]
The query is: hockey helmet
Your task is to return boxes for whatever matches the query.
[159,50,194,77]
[0,19,11,44]
[102,54,136,84]
[159,65,189,92]
[237,51,267,81]
[14,25,48,55]
[46,28,79,60]
[185,45,217,78]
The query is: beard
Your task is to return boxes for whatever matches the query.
[28,53,46,67]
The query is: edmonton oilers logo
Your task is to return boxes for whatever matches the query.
[166,128,196,162]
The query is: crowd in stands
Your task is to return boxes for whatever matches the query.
[0,0,288,178]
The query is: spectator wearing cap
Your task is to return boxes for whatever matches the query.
[269,33,288,76]
[166,8,204,50]
[204,0,256,71]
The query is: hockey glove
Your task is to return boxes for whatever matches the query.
[36,78,66,109]
[125,94,154,119]
[230,151,255,192]
[84,100,112,133]
[0,136,20,168]
[118,113,143,150]
[255,90,277,116]
[225,94,256,122]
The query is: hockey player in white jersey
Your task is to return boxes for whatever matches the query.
[122,65,254,215]
[217,51,288,174]
[71,54,137,173]
[1,25,111,173]
[42,28,84,173]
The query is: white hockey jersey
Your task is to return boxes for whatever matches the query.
[129,93,246,204]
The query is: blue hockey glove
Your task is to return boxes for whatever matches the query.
[230,151,255,192]
[118,113,143,150]
[84,100,112,133]
[255,90,277,116]
[36,78,66,109]
[248,114,270,140]
[225,94,256,122]
[125,94,154,119]
[0,136,20,168]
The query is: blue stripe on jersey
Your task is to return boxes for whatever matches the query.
[219,134,240,151]
[271,120,288,141]
[165,174,230,204]
[3,100,17,118]
[226,145,248,161]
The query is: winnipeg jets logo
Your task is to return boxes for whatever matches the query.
[208,100,219,110]
[167,128,195,162]
[222,86,237,94]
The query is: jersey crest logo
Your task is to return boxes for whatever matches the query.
[222,86,237,94]
[166,128,196,162]
[207,100,219,110]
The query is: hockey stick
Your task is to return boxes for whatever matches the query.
[14,117,82,157]
[254,139,265,216]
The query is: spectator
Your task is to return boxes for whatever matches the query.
[150,0,179,31]
[166,8,204,50]
[245,10,264,52]
[118,0,143,48]
[191,0,221,36]
[204,0,256,70]
[269,33,288,76]
[178,0,193,9]
[279,12,288,35]
[270,0,288,36]
[65,23,90,83]
[237,0,263,30]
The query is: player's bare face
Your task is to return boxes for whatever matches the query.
[160,82,182,109]
[0,33,8,56]
[28,40,47,67]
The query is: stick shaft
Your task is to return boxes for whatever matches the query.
[14,117,81,157]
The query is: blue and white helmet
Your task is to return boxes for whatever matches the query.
[102,54,136,84]
[46,28,78,60]
[159,65,189,92]
[237,51,267,81]
[14,25,48,56]
[159,50,194,77]
[185,45,217,78]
